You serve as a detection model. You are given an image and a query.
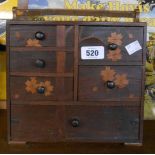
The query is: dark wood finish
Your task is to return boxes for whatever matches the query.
[65,105,140,143]
[1,110,155,153]
[10,51,73,73]
[9,25,74,48]
[10,76,73,101]
[10,72,74,77]
[79,26,144,65]
[78,66,142,102]
[7,20,147,26]
[11,105,65,142]
[139,26,147,144]
[74,26,79,101]
[7,20,146,144]
[11,101,140,107]
[56,26,66,102]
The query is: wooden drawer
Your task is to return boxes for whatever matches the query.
[78,66,143,102]
[11,104,65,142]
[10,76,73,101]
[65,105,140,142]
[79,26,144,65]
[9,25,74,48]
[10,50,73,73]
[11,104,140,143]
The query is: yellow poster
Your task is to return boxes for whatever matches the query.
[0,0,18,100]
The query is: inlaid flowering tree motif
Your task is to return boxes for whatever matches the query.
[25,77,54,96]
[107,32,123,61]
[100,67,129,89]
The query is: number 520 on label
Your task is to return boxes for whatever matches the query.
[81,46,104,60]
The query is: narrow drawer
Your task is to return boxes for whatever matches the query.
[65,105,140,142]
[11,104,65,142]
[79,26,144,65]
[9,25,74,48]
[10,50,73,73]
[10,76,73,101]
[78,66,143,102]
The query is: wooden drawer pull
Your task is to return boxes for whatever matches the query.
[35,31,46,40]
[71,118,80,127]
[106,81,115,89]
[35,59,46,68]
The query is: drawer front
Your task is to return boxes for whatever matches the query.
[11,104,140,143]
[65,105,140,142]
[10,25,74,48]
[79,26,144,65]
[10,51,73,73]
[11,104,65,142]
[78,66,142,102]
[10,76,73,101]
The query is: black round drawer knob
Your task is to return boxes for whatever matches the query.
[35,31,45,40]
[37,86,45,94]
[71,119,80,127]
[35,59,46,68]
[107,81,115,89]
[108,43,118,50]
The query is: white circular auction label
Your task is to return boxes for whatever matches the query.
[81,46,105,60]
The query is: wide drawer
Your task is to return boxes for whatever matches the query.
[10,76,73,101]
[78,66,143,102]
[79,26,144,65]
[11,104,65,142]
[10,50,73,73]
[65,105,140,142]
[10,104,140,143]
[9,25,74,48]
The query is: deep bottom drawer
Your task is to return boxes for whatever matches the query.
[10,104,141,143]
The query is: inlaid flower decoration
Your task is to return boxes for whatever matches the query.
[107,48,122,61]
[25,77,38,94]
[38,81,54,96]
[25,77,54,96]
[100,67,129,89]
[100,67,116,81]
[26,39,41,47]
[108,32,123,46]
[107,32,123,61]
[114,74,129,88]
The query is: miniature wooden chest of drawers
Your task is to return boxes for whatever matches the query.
[7,21,146,144]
